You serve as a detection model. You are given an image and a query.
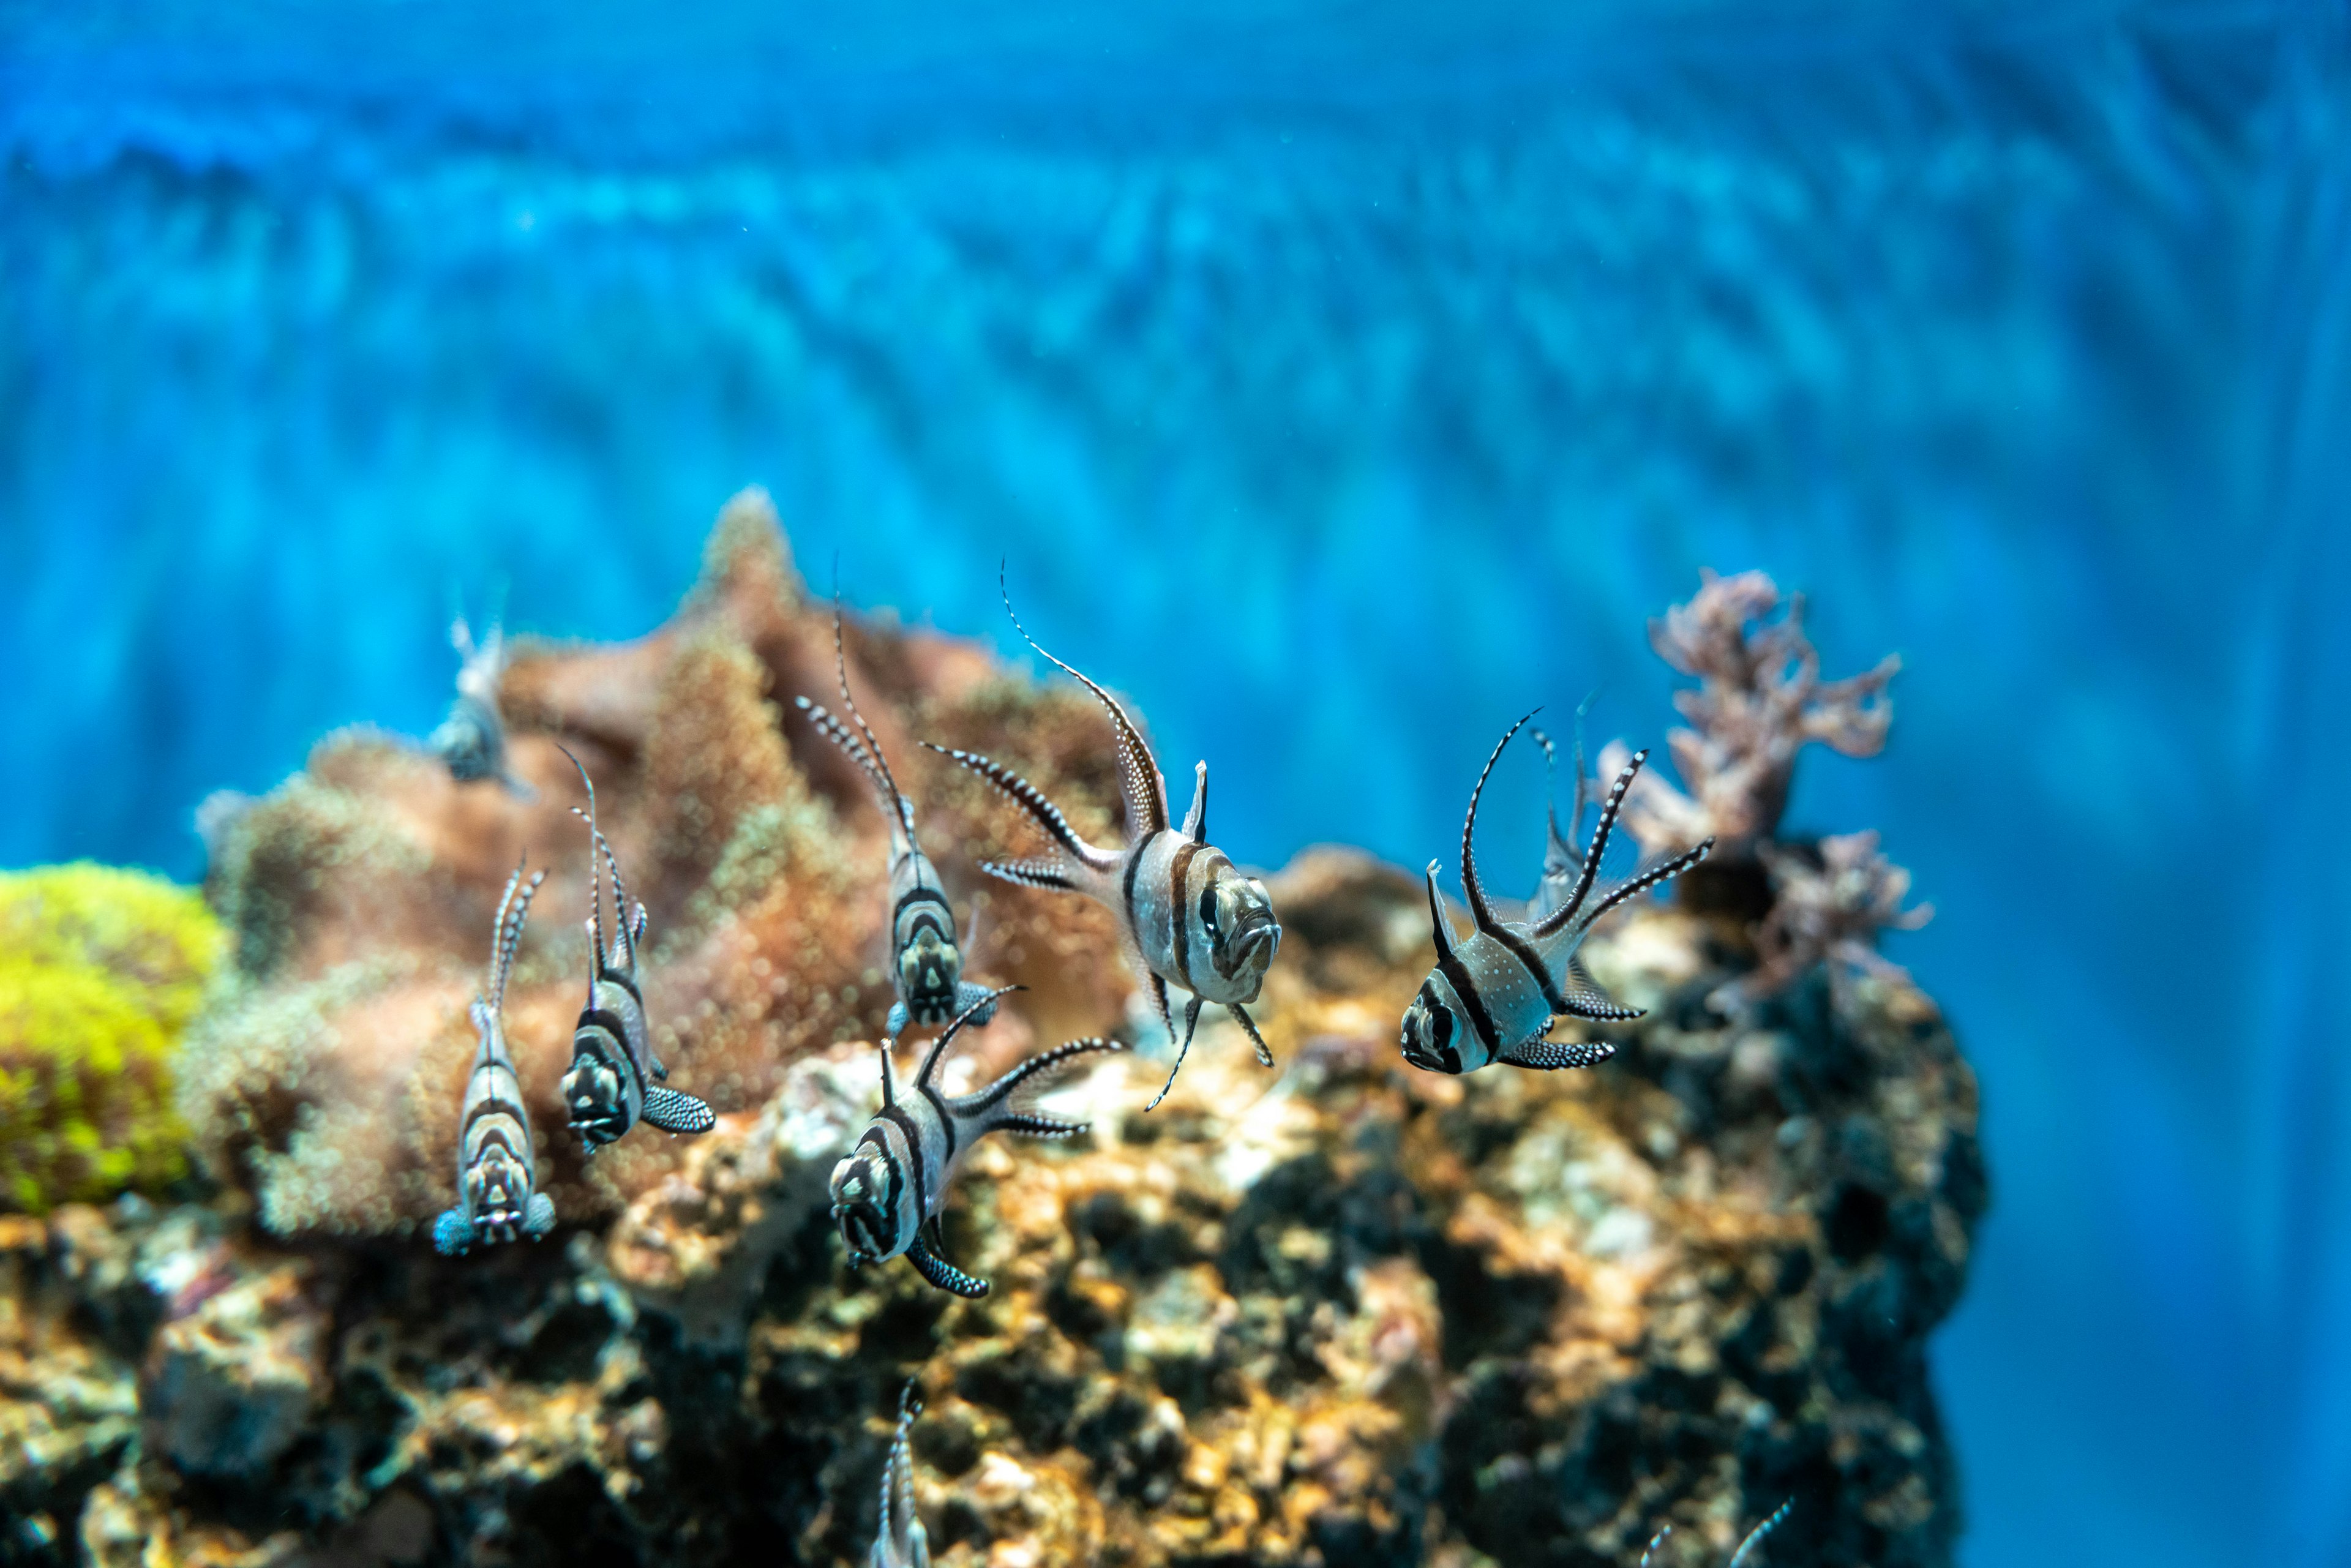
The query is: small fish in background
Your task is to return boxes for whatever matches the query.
[868,1380,931,1568]
[795,591,1001,1040]
[1400,712,1714,1076]
[927,569,1281,1109]
[555,748,715,1152]
[430,613,534,798]
[830,986,1124,1297]
[1641,1499,1791,1567]
[433,857,557,1255]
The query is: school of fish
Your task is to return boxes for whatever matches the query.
[426,569,1742,1561]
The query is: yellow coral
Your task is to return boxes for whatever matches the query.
[0,864,223,1212]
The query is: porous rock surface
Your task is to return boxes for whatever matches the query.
[3,847,1982,1567]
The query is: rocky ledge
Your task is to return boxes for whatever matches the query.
[4,845,1979,1567]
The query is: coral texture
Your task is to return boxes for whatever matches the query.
[0,865,224,1213]
[5,850,1979,1566]
[4,509,1981,1566]
[1599,571,1900,861]
[181,489,1128,1242]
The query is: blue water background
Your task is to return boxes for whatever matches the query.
[4,2,2346,1562]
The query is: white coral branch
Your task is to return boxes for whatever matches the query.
[1612,571,1900,858]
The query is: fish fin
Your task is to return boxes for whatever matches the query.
[1229,1002,1275,1069]
[977,855,1081,891]
[885,999,910,1039]
[1496,1036,1616,1071]
[1000,563,1168,841]
[917,985,1021,1090]
[1551,838,1715,942]
[1181,760,1208,844]
[524,1193,557,1238]
[1461,710,1540,935]
[1727,1502,1793,1568]
[1528,725,1580,880]
[906,1235,990,1298]
[1533,748,1648,937]
[1641,1526,1673,1568]
[991,1112,1093,1139]
[950,1035,1125,1120]
[1145,994,1205,1111]
[1558,955,1646,1022]
[432,1209,474,1256]
[924,742,1118,874]
[641,1087,717,1135]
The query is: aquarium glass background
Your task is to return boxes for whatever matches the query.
[4,1,2346,1563]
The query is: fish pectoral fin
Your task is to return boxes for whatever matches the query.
[1496,1037,1617,1071]
[432,1210,475,1256]
[1229,1002,1275,1069]
[525,1193,557,1238]
[641,1087,717,1135]
[885,1000,910,1038]
[906,1235,989,1299]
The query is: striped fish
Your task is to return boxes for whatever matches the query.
[925,571,1281,1109]
[555,747,716,1152]
[1642,1500,1792,1567]
[795,593,1000,1040]
[1400,713,1714,1076]
[432,857,557,1255]
[429,613,534,798]
[830,986,1125,1297]
[868,1381,931,1568]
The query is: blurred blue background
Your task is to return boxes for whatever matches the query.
[4,1,2345,1562]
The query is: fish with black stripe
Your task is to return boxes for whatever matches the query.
[429,612,534,798]
[868,1380,931,1568]
[794,592,1000,1040]
[1641,1499,1792,1567]
[1400,712,1714,1076]
[830,985,1125,1297]
[433,856,557,1254]
[555,747,717,1152]
[924,569,1281,1109]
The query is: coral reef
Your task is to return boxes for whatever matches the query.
[1599,571,1900,862]
[1,509,1981,1566]
[181,489,1129,1242]
[3,852,1979,1566]
[0,865,224,1213]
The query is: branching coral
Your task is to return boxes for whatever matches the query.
[1601,569,1900,859]
[0,866,224,1212]
[1717,831,1935,1012]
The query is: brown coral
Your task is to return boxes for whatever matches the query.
[186,488,1128,1240]
[1601,569,1900,861]
[4,847,1981,1567]
[1718,831,1936,1013]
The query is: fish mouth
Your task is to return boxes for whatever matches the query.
[1227,913,1280,972]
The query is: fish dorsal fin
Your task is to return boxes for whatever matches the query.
[916,984,1024,1090]
[1460,710,1538,935]
[1534,746,1646,939]
[823,574,917,844]
[486,855,545,1013]
[1727,1501,1793,1568]
[1422,860,1462,963]
[1181,760,1208,844]
[1529,726,1578,876]
[557,744,610,975]
[1000,563,1168,842]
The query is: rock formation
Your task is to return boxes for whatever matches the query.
[0,508,1982,1567]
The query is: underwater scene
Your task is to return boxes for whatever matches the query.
[3,1,2345,1566]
